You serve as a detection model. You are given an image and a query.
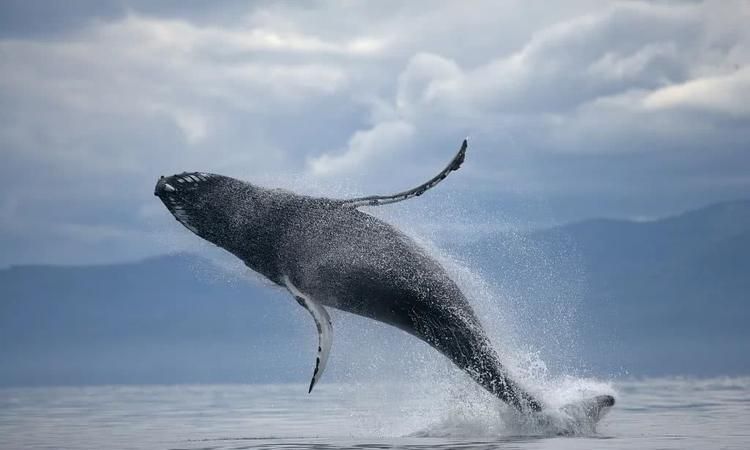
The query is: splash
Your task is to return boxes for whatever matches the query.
[357,196,617,437]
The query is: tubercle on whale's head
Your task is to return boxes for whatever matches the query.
[154,172,244,243]
[154,172,221,197]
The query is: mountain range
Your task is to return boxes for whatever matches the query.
[1,199,748,386]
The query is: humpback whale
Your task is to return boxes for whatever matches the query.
[154,139,614,415]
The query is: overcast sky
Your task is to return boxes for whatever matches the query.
[1,0,749,266]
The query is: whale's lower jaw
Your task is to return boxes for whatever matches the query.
[161,194,200,234]
[154,172,218,236]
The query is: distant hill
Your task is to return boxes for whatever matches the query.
[454,199,750,376]
[0,255,314,386]
[1,200,749,386]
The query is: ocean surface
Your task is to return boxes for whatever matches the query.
[1,377,748,450]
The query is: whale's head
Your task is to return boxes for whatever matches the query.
[154,172,244,243]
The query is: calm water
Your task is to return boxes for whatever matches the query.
[1,378,748,449]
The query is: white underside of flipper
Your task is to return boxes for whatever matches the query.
[283,275,332,393]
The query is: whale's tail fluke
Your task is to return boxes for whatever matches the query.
[553,394,616,431]
[339,138,467,208]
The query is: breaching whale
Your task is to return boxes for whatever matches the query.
[154,139,614,415]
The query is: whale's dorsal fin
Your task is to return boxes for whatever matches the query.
[283,276,332,393]
[339,138,467,208]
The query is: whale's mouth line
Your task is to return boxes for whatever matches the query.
[155,172,215,235]
[163,193,199,234]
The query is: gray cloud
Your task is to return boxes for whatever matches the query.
[0,0,748,266]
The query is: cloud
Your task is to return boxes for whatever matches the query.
[315,0,750,175]
[643,67,750,117]
[308,121,415,177]
[1,1,749,266]
[0,14,355,148]
[386,2,731,118]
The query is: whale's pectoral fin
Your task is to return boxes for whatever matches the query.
[339,138,467,208]
[283,276,332,393]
